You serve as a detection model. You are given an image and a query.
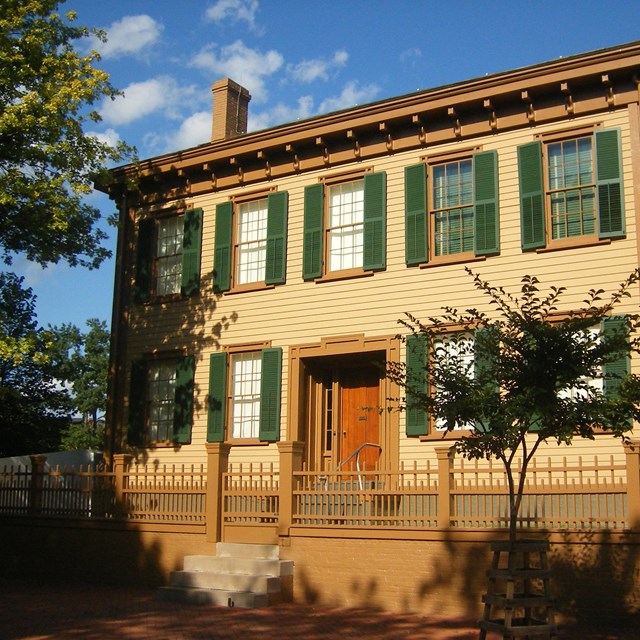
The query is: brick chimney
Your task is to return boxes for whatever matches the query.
[211,78,251,142]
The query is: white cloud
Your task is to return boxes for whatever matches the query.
[89,15,163,59]
[190,40,283,102]
[318,81,381,114]
[99,76,198,126]
[86,128,121,148]
[288,50,349,83]
[400,47,422,64]
[164,111,212,152]
[206,0,261,33]
[249,95,314,132]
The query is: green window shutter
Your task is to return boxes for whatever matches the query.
[404,164,428,265]
[213,202,233,293]
[181,208,203,297]
[363,172,387,271]
[173,355,195,444]
[473,150,500,256]
[518,141,546,250]
[603,315,630,401]
[595,128,625,239]
[134,219,154,303]
[265,192,288,285]
[128,359,148,446]
[207,353,227,442]
[302,184,324,280]
[405,333,428,436]
[259,347,282,442]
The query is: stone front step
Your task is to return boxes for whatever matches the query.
[158,585,269,608]
[183,555,293,577]
[159,543,293,609]
[169,569,281,593]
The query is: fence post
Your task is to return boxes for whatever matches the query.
[112,453,133,519]
[29,455,47,515]
[435,445,455,529]
[624,439,640,530]
[277,441,305,538]
[205,442,231,543]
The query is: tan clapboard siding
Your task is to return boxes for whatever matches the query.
[122,107,639,468]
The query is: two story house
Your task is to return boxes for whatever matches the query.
[101,42,640,616]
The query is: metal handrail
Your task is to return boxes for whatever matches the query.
[334,442,382,491]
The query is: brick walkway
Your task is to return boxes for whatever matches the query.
[0,579,636,639]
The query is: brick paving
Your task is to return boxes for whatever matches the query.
[0,579,637,639]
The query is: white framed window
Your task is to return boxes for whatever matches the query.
[327,179,365,271]
[230,351,262,439]
[148,360,177,441]
[236,198,268,285]
[155,216,184,296]
[431,159,474,257]
[433,332,475,431]
[546,135,596,241]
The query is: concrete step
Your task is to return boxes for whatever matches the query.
[158,586,269,608]
[169,570,281,593]
[183,555,293,577]
[160,543,294,610]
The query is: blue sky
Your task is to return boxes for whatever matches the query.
[16,0,640,331]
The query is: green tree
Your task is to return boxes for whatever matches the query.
[0,1,133,362]
[0,273,72,456]
[388,268,640,544]
[53,318,109,428]
[0,0,131,268]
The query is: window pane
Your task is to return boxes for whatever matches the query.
[155,216,184,295]
[230,352,262,439]
[148,361,176,441]
[431,160,473,256]
[433,333,474,431]
[547,137,595,241]
[237,199,268,284]
[328,180,364,271]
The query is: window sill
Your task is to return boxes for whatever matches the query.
[419,254,487,269]
[146,440,183,448]
[536,236,612,253]
[419,429,472,442]
[225,438,272,446]
[314,268,375,283]
[225,282,276,295]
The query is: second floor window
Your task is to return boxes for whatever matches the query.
[134,208,202,303]
[432,160,474,257]
[327,179,365,271]
[405,150,499,266]
[155,216,184,296]
[303,171,386,280]
[518,127,625,250]
[214,192,288,292]
[236,198,268,285]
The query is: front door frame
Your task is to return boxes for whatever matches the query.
[288,334,401,473]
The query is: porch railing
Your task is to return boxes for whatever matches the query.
[1,441,639,537]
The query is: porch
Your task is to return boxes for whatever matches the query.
[1,440,639,541]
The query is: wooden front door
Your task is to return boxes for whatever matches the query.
[333,365,381,471]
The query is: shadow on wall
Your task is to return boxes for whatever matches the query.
[551,531,640,627]
[290,529,640,627]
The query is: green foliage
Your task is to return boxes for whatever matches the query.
[0,273,110,456]
[0,272,72,456]
[59,419,104,451]
[50,318,109,427]
[0,0,133,270]
[388,268,640,541]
